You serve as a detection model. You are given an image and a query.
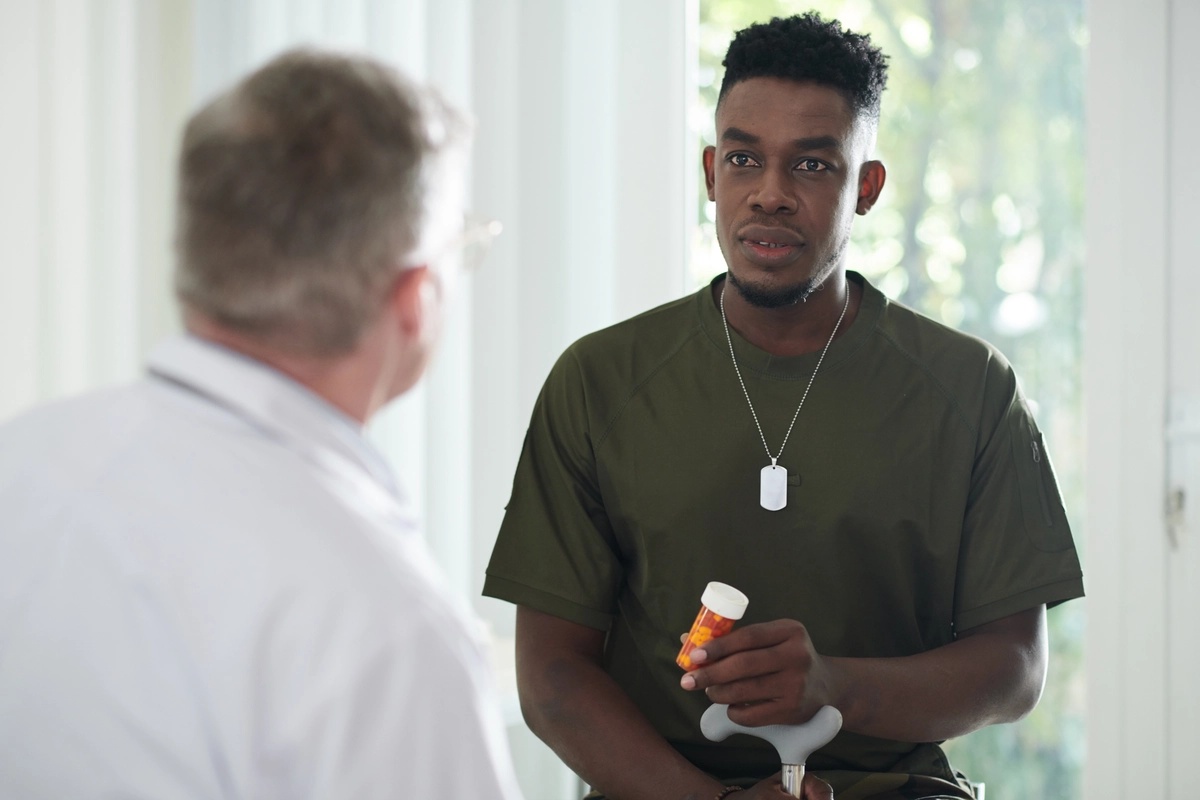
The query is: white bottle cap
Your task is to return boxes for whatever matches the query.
[700,582,749,620]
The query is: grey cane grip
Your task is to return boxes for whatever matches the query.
[700,704,842,798]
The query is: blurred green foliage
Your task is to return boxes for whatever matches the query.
[696,1,1087,797]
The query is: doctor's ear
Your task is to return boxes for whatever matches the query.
[388,265,440,339]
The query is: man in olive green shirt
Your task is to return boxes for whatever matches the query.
[484,12,1083,800]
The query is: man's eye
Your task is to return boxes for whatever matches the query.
[728,153,758,168]
[797,159,826,172]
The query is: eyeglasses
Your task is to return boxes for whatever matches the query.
[446,214,503,273]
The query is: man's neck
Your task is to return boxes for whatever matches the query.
[715,275,861,357]
[183,313,378,425]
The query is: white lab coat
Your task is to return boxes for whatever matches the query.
[0,336,523,800]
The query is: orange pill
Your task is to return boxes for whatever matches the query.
[676,582,749,670]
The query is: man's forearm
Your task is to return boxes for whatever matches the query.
[516,607,722,800]
[520,651,721,800]
[828,607,1048,742]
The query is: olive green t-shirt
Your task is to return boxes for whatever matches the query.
[484,272,1084,795]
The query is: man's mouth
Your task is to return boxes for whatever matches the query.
[736,224,805,263]
[740,237,802,262]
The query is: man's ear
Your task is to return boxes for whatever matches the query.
[703,146,717,201]
[856,160,886,215]
[389,265,438,339]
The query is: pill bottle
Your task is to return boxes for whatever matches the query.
[676,581,749,670]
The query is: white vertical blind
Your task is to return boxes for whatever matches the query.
[466,0,692,639]
[467,0,526,618]
[613,0,696,321]
[93,0,140,385]
[0,2,690,797]
[43,0,95,398]
[421,0,475,601]
[0,0,44,417]
[134,1,195,382]
[464,5,690,791]
[0,0,189,422]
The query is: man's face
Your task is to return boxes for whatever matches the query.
[704,77,881,307]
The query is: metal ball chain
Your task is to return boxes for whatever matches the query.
[719,278,851,467]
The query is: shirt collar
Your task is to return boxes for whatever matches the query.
[146,335,401,499]
[694,270,883,381]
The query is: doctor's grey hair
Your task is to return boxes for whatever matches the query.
[174,48,470,356]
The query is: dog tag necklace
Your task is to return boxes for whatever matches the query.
[719,279,849,511]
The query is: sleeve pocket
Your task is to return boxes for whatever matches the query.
[1011,418,1072,552]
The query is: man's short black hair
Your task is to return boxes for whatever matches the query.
[718,12,889,120]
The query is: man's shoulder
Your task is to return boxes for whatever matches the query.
[864,290,1022,434]
[0,379,468,633]
[0,376,382,555]
[0,382,143,434]
[573,289,701,356]
[549,289,705,391]
[875,293,1001,359]
[0,381,160,488]
[872,293,1017,391]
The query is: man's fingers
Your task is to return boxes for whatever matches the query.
[682,647,783,691]
[725,697,793,728]
[702,672,783,707]
[700,619,805,661]
[804,774,835,800]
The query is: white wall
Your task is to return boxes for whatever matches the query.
[1085,0,1200,797]
[1165,6,1200,798]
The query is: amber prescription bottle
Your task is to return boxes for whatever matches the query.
[676,582,749,670]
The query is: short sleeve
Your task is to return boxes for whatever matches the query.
[953,364,1084,632]
[483,347,623,631]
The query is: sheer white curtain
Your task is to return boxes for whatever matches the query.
[466,5,695,792]
[0,1,692,797]
[0,0,189,421]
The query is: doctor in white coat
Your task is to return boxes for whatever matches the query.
[0,48,521,800]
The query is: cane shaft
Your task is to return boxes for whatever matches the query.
[781,764,804,798]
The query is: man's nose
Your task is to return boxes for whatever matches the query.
[749,167,796,215]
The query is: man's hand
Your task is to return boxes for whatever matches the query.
[736,773,834,799]
[680,607,1048,743]
[679,619,837,727]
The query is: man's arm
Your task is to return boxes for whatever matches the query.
[516,607,834,800]
[682,605,1048,743]
[517,606,727,800]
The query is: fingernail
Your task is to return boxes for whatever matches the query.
[680,674,696,690]
[691,648,707,664]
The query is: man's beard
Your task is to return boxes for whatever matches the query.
[725,232,848,309]
[727,272,818,308]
